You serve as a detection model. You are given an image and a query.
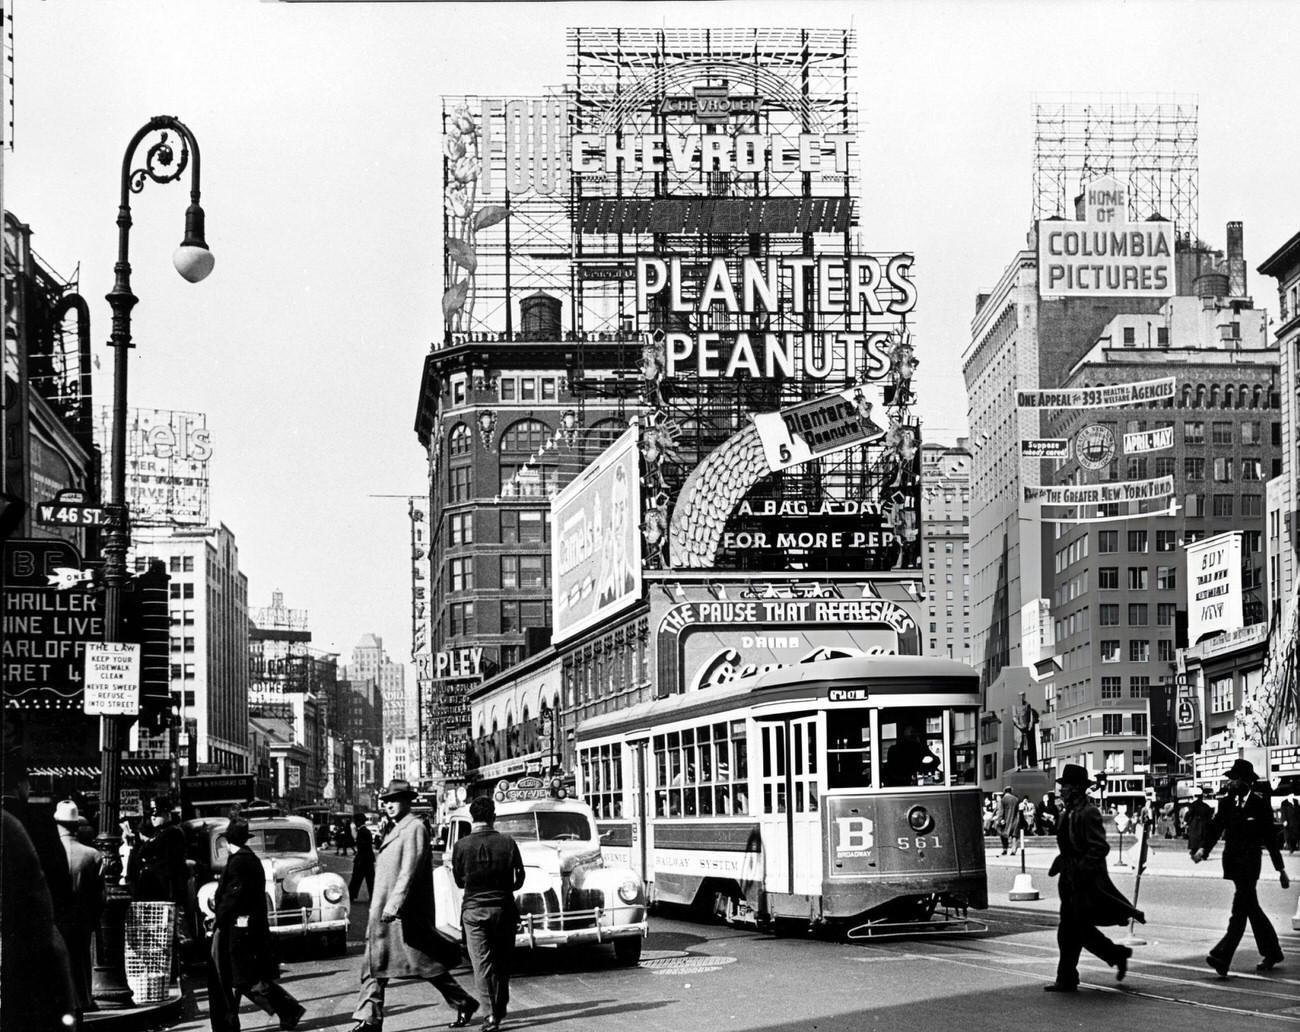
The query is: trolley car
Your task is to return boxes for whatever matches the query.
[575,654,987,939]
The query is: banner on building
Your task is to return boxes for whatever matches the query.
[752,386,887,472]
[1024,475,1174,506]
[1038,498,1180,524]
[1124,426,1174,454]
[1020,439,1070,459]
[1015,377,1175,410]
[552,425,642,644]
[409,497,431,659]
[94,407,212,525]
[1037,175,1176,298]
[1187,531,1243,645]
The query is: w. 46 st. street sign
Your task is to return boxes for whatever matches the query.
[35,490,123,528]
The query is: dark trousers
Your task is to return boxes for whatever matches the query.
[1210,876,1282,964]
[463,906,516,1020]
[207,930,301,1032]
[350,863,375,903]
[352,970,475,1025]
[1054,905,1126,987]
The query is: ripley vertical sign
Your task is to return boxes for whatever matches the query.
[1186,531,1243,645]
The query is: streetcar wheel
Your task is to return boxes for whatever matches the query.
[613,936,643,965]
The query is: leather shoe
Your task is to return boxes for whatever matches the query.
[1206,954,1229,978]
[1257,953,1284,972]
[448,1001,479,1028]
[348,1024,380,1032]
[1115,945,1132,982]
[1043,983,1077,992]
[280,1004,306,1031]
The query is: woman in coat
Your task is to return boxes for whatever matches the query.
[207,817,304,1032]
[1044,763,1144,992]
[350,780,476,1032]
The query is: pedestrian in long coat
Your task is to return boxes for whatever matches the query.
[207,817,304,1032]
[997,786,1021,854]
[1280,790,1300,853]
[1043,763,1143,992]
[1193,758,1289,976]
[1185,788,1216,854]
[53,800,103,1016]
[350,780,476,1032]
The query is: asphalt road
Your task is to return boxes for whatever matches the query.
[164,848,1300,1032]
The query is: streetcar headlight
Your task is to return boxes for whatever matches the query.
[907,805,935,834]
[323,884,346,905]
[616,878,640,904]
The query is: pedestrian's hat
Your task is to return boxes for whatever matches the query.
[53,799,81,825]
[1055,763,1092,788]
[1224,758,1258,783]
[378,778,418,801]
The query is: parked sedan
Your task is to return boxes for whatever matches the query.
[186,814,350,955]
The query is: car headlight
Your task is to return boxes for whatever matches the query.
[616,878,640,904]
[323,884,346,905]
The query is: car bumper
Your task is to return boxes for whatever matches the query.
[268,907,349,936]
[516,907,648,949]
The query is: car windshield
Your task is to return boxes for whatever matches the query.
[495,811,593,842]
[247,827,313,855]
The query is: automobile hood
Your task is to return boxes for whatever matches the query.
[264,855,317,883]
[517,840,602,879]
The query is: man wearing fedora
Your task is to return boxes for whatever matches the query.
[1044,763,1143,992]
[53,799,103,1017]
[350,779,477,1032]
[1192,757,1289,976]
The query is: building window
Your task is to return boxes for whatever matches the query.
[502,510,547,544]
[1212,457,1233,483]
[1158,639,1176,662]
[1241,494,1263,517]
[1157,602,1176,626]
[501,600,520,632]
[1127,530,1148,553]
[1099,567,1118,589]
[450,512,473,546]
[1128,603,1149,626]
[1099,605,1120,626]
[1101,676,1122,698]
[1242,421,1260,445]
[520,378,537,401]
[1129,676,1150,698]
[1156,530,1177,552]
[1103,714,1123,735]
[1155,457,1176,479]
[1099,530,1118,553]
[1184,422,1204,444]
[450,557,474,592]
[1128,568,1148,590]
[452,379,466,405]
[1126,456,1147,480]
[1212,421,1233,445]
[500,378,516,401]
[541,377,558,401]
[1101,640,1121,663]
[450,464,472,503]
[1123,326,1136,345]
[1157,326,1168,345]
[1104,750,1125,772]
[1132,714,1148,737]
[1213,494,1233,518]
[1185,457,1205,481]
[1129,640,1150,662]
[449,423,472,457]
[449,601,476,637]
[1186,494,1206,517]
[1241,459,1262,482]
[501,644,524,668]
[1210,676,1233,713]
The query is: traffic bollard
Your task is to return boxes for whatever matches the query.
[1009,829,1039,900]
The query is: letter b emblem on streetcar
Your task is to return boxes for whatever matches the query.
[835,816,874,853]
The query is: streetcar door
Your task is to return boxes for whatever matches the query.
[756,716,822,898]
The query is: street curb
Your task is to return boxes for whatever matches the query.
[83,996,184,1032]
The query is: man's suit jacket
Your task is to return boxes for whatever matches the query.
[212,846,275,986]
[1202,787,1285,882]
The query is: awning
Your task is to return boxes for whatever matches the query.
[28,761,173,778]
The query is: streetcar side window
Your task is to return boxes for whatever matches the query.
[578,742,623,819]
[653,719,749,818]
[826,708,873,789]
[951,709,978,784]
[881,708,945,786]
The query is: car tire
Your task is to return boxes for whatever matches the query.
[613,935,642,965]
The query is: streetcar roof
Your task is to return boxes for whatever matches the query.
[577,653,979,741]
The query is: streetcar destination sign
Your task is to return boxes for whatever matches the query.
[828,688,871,702]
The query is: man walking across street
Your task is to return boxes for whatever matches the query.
[1193,758,1289,976]
[1185,786,1216,855]
[52,799,103,1018]
[207,816,305,1032]
[997,785,1021,855]
[1044,764,1143,992]
[350,780,476,1032]
[452,797,525,1032]
[1281,787,1300,853]
[351,813,376,903]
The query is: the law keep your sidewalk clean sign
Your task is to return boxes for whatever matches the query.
[82,642,141,715]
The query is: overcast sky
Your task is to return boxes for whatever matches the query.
[8,0,1300,663]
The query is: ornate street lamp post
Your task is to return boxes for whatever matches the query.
[93,115,213,1009]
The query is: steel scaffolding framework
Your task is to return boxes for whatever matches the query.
[1032,95,1199,241]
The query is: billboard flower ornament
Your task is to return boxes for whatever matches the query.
[442,104,507,334]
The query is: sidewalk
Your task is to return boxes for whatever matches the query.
[82,983,188,1032]
[984,834,1221,878]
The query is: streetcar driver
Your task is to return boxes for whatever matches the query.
[883,720,941,786]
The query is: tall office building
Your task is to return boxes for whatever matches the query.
[343,634,409,782]
[920,441,973,662]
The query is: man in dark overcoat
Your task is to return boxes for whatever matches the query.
[349,780,476,1032]
[1185,787,1216,854]
[1280,788,1300,853]
[1193,758,1290,976]
[997,785,1021,855]
[207,817,305,1032]
[1044,763,1143,992]
[53,799,103,1016]
[350,812,376,903]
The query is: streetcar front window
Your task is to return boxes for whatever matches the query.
[827,708,873,789]
[881,708,945,786]
[951,709,978,784]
